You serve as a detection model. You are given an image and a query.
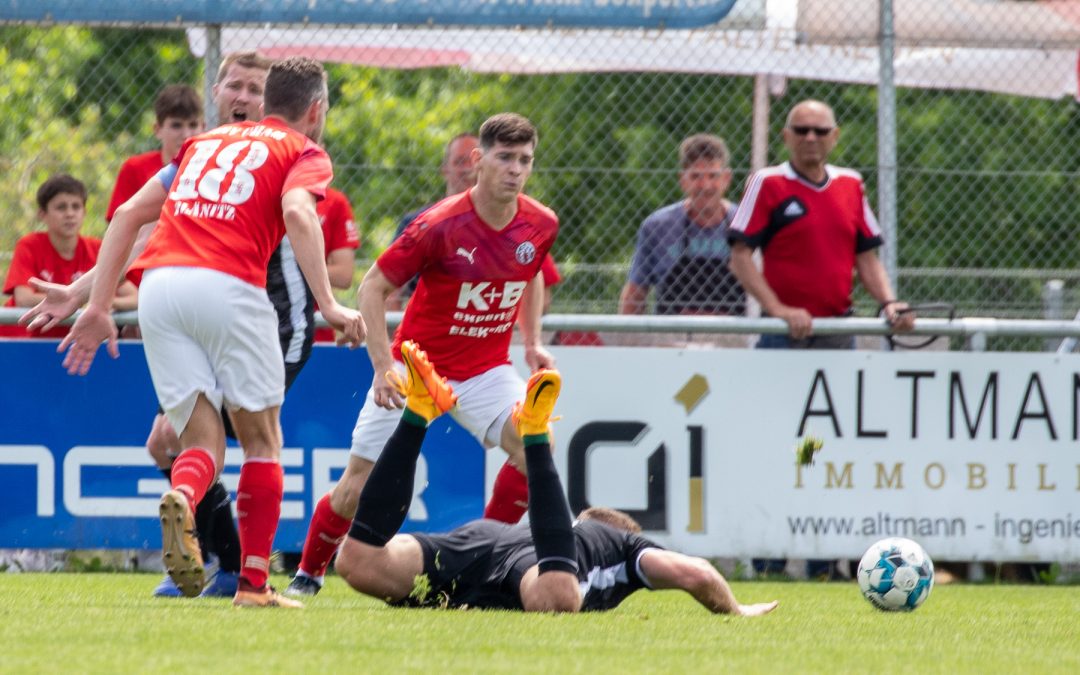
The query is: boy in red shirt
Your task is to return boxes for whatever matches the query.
[2,174,136,338]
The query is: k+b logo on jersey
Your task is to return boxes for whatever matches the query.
[457,281,528,311]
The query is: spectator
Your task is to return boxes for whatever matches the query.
[728,99,913,578]
[312,187,360,343]
[105,85,204,228]
[728,99,913,349]
[619,134,745,318]
[388,133,480,310]
[2,174,137,338]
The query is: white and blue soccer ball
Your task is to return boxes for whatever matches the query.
[856,537,934,612]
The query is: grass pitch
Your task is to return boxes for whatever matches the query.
[1,574,1078,673]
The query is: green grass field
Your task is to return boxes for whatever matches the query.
[2,575,1079,673]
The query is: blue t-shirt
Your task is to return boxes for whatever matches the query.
[627,201,736,287]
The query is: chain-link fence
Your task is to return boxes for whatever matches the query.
[2,1,1079,349]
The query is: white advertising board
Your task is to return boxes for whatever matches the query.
[520,346,1080,562]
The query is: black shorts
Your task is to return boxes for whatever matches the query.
[156,358,307,440]
[401,521,533,610]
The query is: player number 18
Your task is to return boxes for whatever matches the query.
[170,139,270,205]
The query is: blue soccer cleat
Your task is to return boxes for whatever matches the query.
[200,570,240,597]
[152,574,183,598]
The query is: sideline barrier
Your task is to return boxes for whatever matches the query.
[4,314,1080,561]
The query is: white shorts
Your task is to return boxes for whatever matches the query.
[139,267,285,435]
[350,363,525,462]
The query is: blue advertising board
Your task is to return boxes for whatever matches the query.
[0,340,484,549]
[0,0,739,30]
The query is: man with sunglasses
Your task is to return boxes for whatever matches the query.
[728,99,913,349]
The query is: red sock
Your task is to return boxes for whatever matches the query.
[484,460,529,523]
[298,493,352,578]
[236,460,284,589]
[169,448,215,509]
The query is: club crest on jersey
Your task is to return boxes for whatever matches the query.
[515,241,537,265]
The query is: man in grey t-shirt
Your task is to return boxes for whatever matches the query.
[619,134,745,318]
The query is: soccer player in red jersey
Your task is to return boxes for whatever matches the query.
[285,112,559,597]
[312,186,360,343]
[58,56,364,608]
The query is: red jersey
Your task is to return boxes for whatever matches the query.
[106,150,164,222]
[313,187,361,343]
[2,232,101,338]
[131,118,333,288]
[379,189,559,380]
[729,162,882,317]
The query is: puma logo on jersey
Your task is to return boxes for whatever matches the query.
[456,247,477,265]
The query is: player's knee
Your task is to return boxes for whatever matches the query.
[522,572,581,613]
[145,415,179,469]
[334,539,376,592]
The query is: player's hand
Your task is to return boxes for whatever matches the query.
[58,304,118,376]
[373,367,405,410]
[323,303,366,348]
[883,301,915,332]
[524,343,556,372]
[19,278,80,333]
[777,306,813,340]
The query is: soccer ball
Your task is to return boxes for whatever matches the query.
[856,537,934,611]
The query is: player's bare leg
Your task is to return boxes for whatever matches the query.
[227,406,302,608]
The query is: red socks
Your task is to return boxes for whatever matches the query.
[170,448,215,509]
[298,493,351,578]
[236,460,284,589]
[483,460,529,524]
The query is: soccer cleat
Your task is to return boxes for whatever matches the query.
[200,570,240,598]
[152,575,183,598]
[283,574,322,598]
[233,581,304,609]
[512,369,562,437]
[159,489,205,597]
[400,340,457,422]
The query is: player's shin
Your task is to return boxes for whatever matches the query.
[236,459,284,589]
[348,416,427,546]
[484,460,529,523]
[169,447,216,508]
[298,492,351,579]
[523,438,577,575]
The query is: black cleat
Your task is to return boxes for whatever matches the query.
[283,574,322,598]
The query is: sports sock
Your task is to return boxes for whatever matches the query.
[348,415,427,546]
[236,459,284,589]
[205,480,241,573]
[484,460,529,523]
[298,493,351,578]
[523,438,577,575]
[170,448,215,510]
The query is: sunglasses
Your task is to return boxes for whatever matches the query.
[789,125,834,137]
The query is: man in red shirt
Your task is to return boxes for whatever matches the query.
[729,99,914,348]
[58,56,364,608]
[2,174,136,338]
[285,113,559,597]
[312,187,360,343]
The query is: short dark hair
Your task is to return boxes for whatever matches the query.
[153,84,202,125]
[36,174,87,211]
[478,113,537,151]
[679,134,729,170]
[263,56,327,121]
[215,51,274,84]
[577,507,642,534]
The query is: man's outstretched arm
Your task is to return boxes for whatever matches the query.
[638,549,778,616]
